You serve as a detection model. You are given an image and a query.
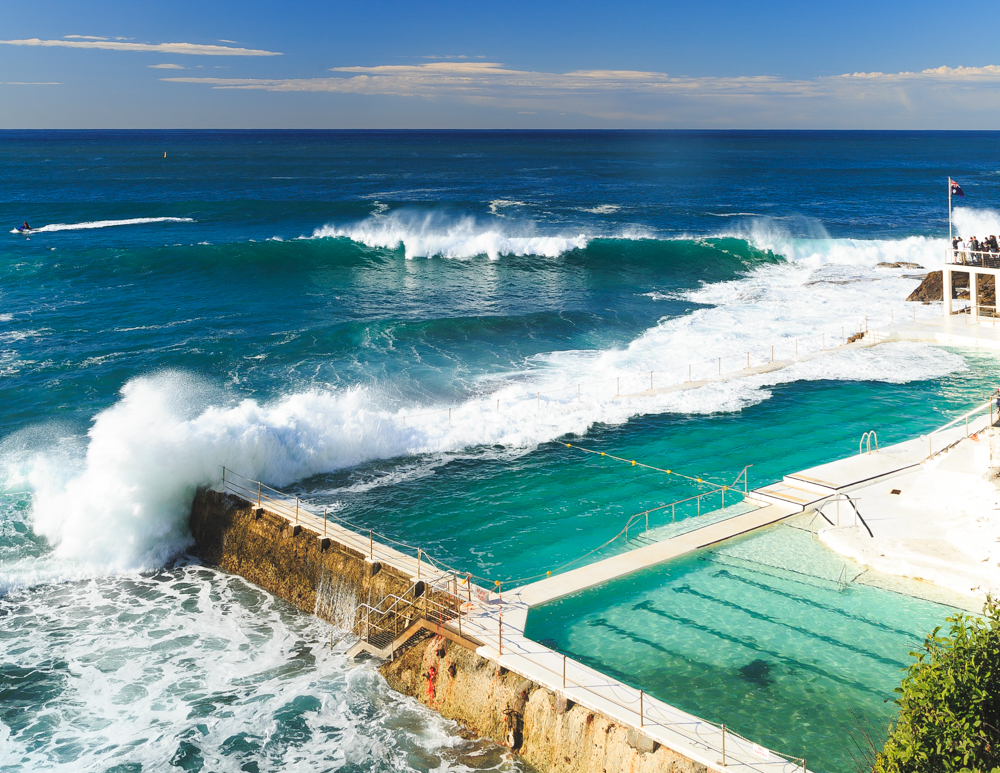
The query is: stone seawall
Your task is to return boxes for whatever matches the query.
[189,488,418,634]
[189,488,709,773]
[382,637,707,773]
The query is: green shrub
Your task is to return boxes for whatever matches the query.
[874,597,1000,773]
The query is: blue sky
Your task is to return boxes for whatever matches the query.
[4,0,1000,128]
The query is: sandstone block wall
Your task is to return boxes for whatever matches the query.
[189,488,417,634]
[382,637,708,773]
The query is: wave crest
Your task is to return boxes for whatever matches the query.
[310,211,588,259]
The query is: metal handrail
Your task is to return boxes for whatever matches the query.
[489,631,807,772]
[945,247,1000,267]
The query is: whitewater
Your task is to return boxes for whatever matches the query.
[4,130,1000,773]
[1,213,973,590]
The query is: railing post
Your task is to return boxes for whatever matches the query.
[324,507,327,537]
[370,529,373,560]
[639,690,644,727]
[697,495,701,516]
[722,725,726,766]
[295,497,299,525]
[417,548,421,579]
[562,654,566,688]
[257,481,261,507]
[222,466,226,490]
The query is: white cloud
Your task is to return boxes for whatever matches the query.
[148,63,185,69]
[3,81,61,85]
[0,38,281,56]
[219,39,238,44]
[64,35,108,40]
[162,60,1000,127]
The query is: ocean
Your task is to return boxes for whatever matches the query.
[2,130,1000,772]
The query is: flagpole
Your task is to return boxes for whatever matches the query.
[948,177,953,245]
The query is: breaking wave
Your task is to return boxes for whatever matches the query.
[310,211,588,259]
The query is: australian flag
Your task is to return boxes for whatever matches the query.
[951,179,965,197]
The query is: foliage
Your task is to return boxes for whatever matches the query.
[873,597,1000,773]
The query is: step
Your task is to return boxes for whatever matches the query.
[751,482,828,510]
[781,474,839,496]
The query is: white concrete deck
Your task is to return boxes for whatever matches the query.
[882,311,1000,350]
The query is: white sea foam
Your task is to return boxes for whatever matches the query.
[0,567,509,771]
[952,206,1000,240]
[8,217,194,234]
[488,199,528,216]
[311,210,587,260]
[581,205,620,214]
[732,217,945,269]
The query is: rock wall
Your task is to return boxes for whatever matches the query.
[907,270,995,307]
[189,488,417,633]
[382,637,708,773]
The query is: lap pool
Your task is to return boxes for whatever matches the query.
[524,516,974,773]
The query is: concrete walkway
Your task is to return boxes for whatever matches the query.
[516,501,797,606]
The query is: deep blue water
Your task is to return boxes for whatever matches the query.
[2,131,999,772]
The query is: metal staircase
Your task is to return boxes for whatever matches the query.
[345,582,480,660]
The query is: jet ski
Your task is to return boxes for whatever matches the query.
[14,223,31,234]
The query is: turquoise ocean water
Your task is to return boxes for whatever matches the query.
[2,131,1000,772]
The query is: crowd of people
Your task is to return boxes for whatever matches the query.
[952,235,1000,262]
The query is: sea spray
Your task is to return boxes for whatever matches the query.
[310,210,588,259]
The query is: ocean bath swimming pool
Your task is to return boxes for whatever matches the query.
[523,516,972,773]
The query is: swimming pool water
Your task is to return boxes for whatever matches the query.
[524,517,971,773]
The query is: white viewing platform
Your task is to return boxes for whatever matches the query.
[942,248,1000,321]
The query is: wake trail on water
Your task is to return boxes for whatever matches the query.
[0,217,979,589]
[9,217,194,234]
